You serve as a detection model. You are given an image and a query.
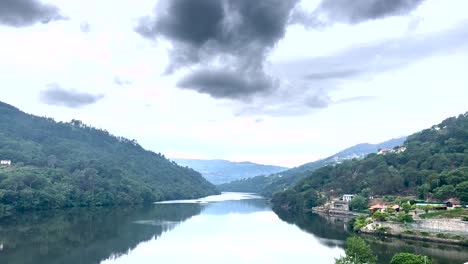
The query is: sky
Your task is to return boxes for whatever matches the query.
[0,0,467,167]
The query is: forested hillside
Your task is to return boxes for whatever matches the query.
[272,113,468,210]
[219,137,406,197]
[172,158,287,184]
[0,101,218,213]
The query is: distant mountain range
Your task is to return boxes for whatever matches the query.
[218,136,407,196]
[172,159,288,184]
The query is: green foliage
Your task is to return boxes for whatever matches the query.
[349,195,368,212]
[390,253,432,264]
[402,202,412,213]
[372,211,390,221]
[397,213,414,223]
[0,101,218,213]
[335,236,377,264]
[272,112,468,211]
[419,208,467,219]
[351,215,370,232]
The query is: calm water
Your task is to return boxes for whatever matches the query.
[0,192,466,264]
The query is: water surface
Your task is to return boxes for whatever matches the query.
[0,192,466,264]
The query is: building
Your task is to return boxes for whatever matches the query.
[391,204,400,212]
[369,204,387,213]
[0,160,11,166]
[377,148,392,155]
[342,194,355,202]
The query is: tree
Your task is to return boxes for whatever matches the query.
[390,253,432,264]
[335,236,377,264]
[349,195,368,212]
[455,181,468,203]
[402,202,412,214]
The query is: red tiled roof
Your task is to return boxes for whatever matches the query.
[369,204,387,210]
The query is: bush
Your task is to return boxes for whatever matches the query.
[335,237,377,264]
[390,253,432,264]
[373,211,390,221]
[436,233,448,238]
[349,195,368,212]
[420,231,429,236]
[397,213,414,223]
[351,215,370,232]
[403,229,414,234]
[450,234,463,240]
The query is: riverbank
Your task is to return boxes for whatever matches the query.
[354,216,468,247]
[311,207,366,217]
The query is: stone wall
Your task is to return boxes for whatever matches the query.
[409,219,468,234]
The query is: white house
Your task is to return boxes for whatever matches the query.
[342,194,355,202]
[0,160,12,165]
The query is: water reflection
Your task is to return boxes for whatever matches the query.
[0,204,202,264]
[1,193,466,264]
[273,209,468,264]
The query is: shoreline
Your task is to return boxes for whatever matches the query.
[310,210,468,247]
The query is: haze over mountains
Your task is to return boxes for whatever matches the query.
[172,159,287,185]
[219,137,407,196]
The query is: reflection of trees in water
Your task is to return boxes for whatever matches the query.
[273,209,351,248]
[364,236,468,264]
[0,204,202,264]
[273,209,468,264]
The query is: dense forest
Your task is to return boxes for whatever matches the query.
[219,137,406,197]
[0,101,218,214]
[272,112,468,211]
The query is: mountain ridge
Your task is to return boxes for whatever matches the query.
[218,136,406,196]
[172,158,288,184]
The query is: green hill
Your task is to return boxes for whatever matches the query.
[218,137,406,197]
[272,112,468,210]
[0,101,218,213]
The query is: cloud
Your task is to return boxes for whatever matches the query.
[0,0,66,27]
[136,0,299,99]
[291,0,426,27]
[236,21,468,116]
[177,68,277,99]
[114,76,132,86]
[39,84,104,108]
[80,21,90,33]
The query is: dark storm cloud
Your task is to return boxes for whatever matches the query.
[0,0,66,27]
[40,84,104,108]
[136,0,299,98]
[291,0,426,27]
[177,68,277,99]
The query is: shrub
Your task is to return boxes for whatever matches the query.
[420,231,429,236]
[403,229,414,234]
[397,213,414,223]
[373,211,390,221]
[390,253,432,264]
[436,233,448,238]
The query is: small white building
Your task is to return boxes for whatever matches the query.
[0,160,12,166]
[342,194,355,202]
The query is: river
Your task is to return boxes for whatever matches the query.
[0,192,466,264]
